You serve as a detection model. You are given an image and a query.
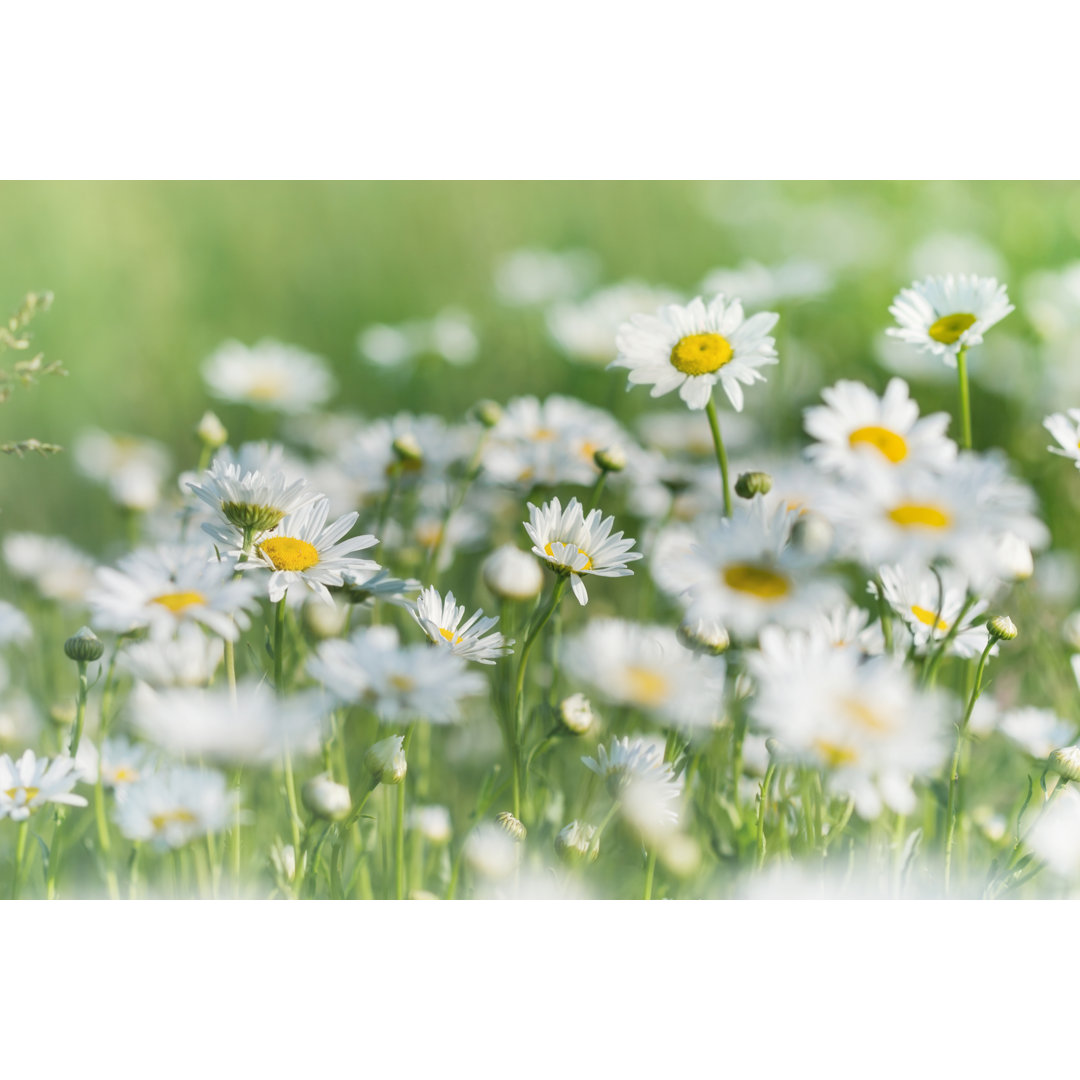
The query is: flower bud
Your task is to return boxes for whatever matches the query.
[195,410,228,449]
[790,512,833,555]
[554,821,599,865]
[301,773,352,821]
[482,545,544,601]
[988,614,1018,642]
[271,840,297,883]
[364,735,407,785]
[558,692,597,736]
[735,471,772,499]
[392,433,423,465]
[471,399,503,429]
[1050,746,1080,783]
[64,626,104,664]
[593,445,626,473]
[677,616,729,656]
[496,810,527,842]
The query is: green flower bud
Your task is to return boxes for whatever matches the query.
[735,471,773,499]
[64,626,104,663]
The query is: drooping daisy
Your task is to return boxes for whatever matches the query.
[309,626,486,724]
[119,623,224,687]
[583,736,683,826]
[887,275,1014,365]
[523,496,642,605]
[804,378,956,475]
[202,339,336,413]
[238,497,379,604]
[1044,409,1080,468]
[876,563,993,659]
[130,681,329,763]
[113,765,235,850]
[562,619,725,730]
[748,627,950,818]
[410,586,513,665]
[612,293,778,411]
[89,544,262,640]
[0,750,88,821]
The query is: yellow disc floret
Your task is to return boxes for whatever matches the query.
[152,591,206,613]
[887,503,952,530]
[258,536,320,572]
[722,562,791,601]
[624,666,670,707]
[439,627,465,645]
[848,425,908,464]
[910,605,949,631]
[670,333,734,376]
[544,541,593,570]
[5,786,39,802]
[928,312,976,345]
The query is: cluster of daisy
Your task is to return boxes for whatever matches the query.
[4,258,1080,902]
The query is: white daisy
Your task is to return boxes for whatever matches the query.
[309,626,486,724]
[130,680,329,763]
[0,750,87,821]
[523,496,642,605]
[611,293,778,412]
[113,765,235,850]
[339,567,420,608]
[95,737,158,789]
[1044,409,1080,467]
[202,339,335,413]
[74,428,173,512]
[239,497,379,604]
[359,307,479,368]
[582,736,683,825]
[700,258,832,307]
[119,623,224,687]
[3,532,96,605]
[876,563,993,659]
[804,378,956,475]
[887,275,1014,365]
[410,586,513,665]
[0,602,31,648]
[89,543,262,640]
[562,618,725,730]
[494,247,598,307]
[1027,786,1080,879]
[997,707,1075,759]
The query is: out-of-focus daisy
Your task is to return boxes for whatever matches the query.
[907,233,1005,282]
[877,563,992,659]
[131,681,328,763]
[494,247,598,307]
[997,707,1074,759]
[410,586,513,665]
[638,409,758,460]
[202,339,335,413]
[523,496,641,605]
[239,497,379,604]
[749,627,949,818]
[887,275,1013,365]
[359,307,479,368]
[0,750,87,821]
[119,623,224,687]
[76,736,158,790]
[114,765,235,849]
[464,822,519,880]
[563,619,724,730]
[0,602,31,648]
[310,626,486,723]
[74,429,173,512]
[804,378,955,475]
[3,532,96,605]
[583,736,683,826]
[1027,785,1080,879]
[545,281,680,366]
[339,567,420,608]
[1044,409,1080,467]
[89,544,262,640]
[700,258,832,307]
[408,804,453,844]
[481,545,544,602]
[612,293,778,411]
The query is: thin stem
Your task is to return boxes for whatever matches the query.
[69,661,88,758]
[273,595,287,693]
[584,470,608,514]
[93,777,120,900]
[704,394,732,517]
[755,762,777,869]
[955,346,972,450]
[642,849,657,900]
[395,726,415,900]
[10,819,29,899]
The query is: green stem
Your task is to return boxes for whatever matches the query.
[755,763,777,869]
[395,726,415,900]
[704,394,732,517]
[69,661,88,758]
[642,849,657,900]
[273,595,287,693]
[93,777,120,900]
[584,470,608,514]
[955,346,972,450]
[10,819,29,899]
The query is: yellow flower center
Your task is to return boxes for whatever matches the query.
[151,809,197,831]
[928,312,976,345]
[722,562,791,601]
[245,375,287,401]
[624,666,670,706]
[813,739,858,768]
[887,503,952,530]
[153,591,206,613]
[110,767,138,783]
[544,541,593,570]
[438,628,465,645]
[389,674,415,692]
[910,605,949,631]
[258,536,320,572]
[842,697,890,732]
[670,332,734,376]
[4,786,39,802]
[533,427,557,441]
[848,425,908,464]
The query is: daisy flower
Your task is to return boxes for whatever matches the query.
[1027,786,1080,879]
[114,765,235,850]
[804,378,956,475]
[700,258,832,307]
[0,750,87,821]
[3,532,96,605]
[876,563,993,659]
[523,496,642,605]
[74,428,172,512]
[0,601,32,648]
[612,293,778,411]
[494,247,598,307]
[119,623,224,687]
[996,707,1074,759]
[562,618,725,730]
[339,567,420,608]
[410,586,513,665]
[1044,409,1080,467]
[887,275,1014,365]
[93,737,158,789]
[240,498,379,604]
[582,736,683,826]
[309,626,486,723]
[89,543,262,641]
[202,338,335,413]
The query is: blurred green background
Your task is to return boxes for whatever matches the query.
[4,180,1080,552]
